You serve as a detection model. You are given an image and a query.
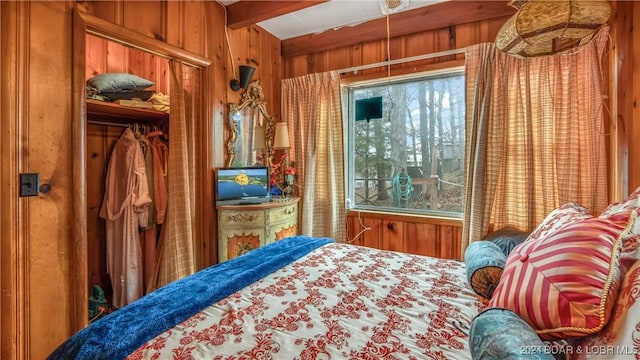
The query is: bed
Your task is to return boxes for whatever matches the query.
[48,189,640,360]
[48,236,486,359]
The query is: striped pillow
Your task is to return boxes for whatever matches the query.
[488,211,635,340]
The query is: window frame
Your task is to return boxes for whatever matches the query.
[343,66,466,218]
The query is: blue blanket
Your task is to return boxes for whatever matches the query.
[47,236,334,360]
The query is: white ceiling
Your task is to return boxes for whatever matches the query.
[221,0,447,40]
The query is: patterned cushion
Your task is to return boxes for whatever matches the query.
[526,203,592,243]
[600,186,640,259]
[464,241,507,299]
[469,308,554,360]
[489,211,635,340]
[567,258,640,359]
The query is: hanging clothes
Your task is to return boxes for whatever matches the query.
[136,129,158,293]
[99,128,152,308]
[151,137,168,225]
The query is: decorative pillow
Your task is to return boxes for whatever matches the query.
[469,307,554,360]
[566,258,640,359]
[483,226,530,256]
[464,241,507,299]
[87,73,154,93]
[489,211,635,340]
[526,202,592,243]
[601,186,640,217]
[600,186,640,260]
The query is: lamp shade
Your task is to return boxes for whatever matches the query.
[253,124,265,150]
[239,65,256,89]
[274,122,290,149]
[495,0,610,58]
[230,65,256,91]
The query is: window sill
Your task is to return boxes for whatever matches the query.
[346,208,463,227]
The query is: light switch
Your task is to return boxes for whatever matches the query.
[19,173,40,197]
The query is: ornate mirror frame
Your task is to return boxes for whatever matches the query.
[225,81,275,169]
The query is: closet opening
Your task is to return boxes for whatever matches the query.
[72,10,211,331]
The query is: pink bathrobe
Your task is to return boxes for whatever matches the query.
[99,128,152,308]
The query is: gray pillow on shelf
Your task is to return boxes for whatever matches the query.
[87,73,154,93]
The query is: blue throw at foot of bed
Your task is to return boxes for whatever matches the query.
[47,236,334,360]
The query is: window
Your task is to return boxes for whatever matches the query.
[345,68,465,216]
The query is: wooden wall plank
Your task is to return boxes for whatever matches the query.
[106,40,127,73]
[85,35,107,78]
[630,3,640,191]
[181,1,206,56]
[347,212,462,260]
[281,1,516,57]
[27,2,74,357]
[383,221,403,252]
[122,1,164,41]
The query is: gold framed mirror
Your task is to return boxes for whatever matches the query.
[225,81,274,169]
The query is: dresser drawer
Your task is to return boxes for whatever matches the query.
[268,203,297,223]
[217,198,299,263]
[218,209,265,226]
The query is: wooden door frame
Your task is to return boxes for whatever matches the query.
[71,9,211,331]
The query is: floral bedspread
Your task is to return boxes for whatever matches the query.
[129,243,487,359]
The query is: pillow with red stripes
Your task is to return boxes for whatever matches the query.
[488,210,635,340]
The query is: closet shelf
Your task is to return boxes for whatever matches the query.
[86,99,168,124]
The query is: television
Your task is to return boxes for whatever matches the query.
[355,96,383,121]
[215,167,271,206]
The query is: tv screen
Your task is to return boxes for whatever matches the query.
[355,96,383,121]
[216,167,271,206]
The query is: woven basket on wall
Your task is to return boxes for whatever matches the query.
[495,0,611,58]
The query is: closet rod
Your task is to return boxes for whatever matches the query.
[338,48,466,74]
[87,119,130,128]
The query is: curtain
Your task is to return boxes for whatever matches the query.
[148,60,199,290]
[462,28,610,254]
[281,71,346,242]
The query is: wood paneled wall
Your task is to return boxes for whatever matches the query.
[0,1,281,359]
[282,16,509,79]
[85,34,170,95]
[347,212,462,260]
[608,1,640,199]
[226,24,282,124]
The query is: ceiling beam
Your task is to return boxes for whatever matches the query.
[281,1,516,57]
[226,0,329,30]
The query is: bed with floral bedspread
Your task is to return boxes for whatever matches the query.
[48,236,486,360]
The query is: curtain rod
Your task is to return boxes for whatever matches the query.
[87,119,130,128]
[338,47,466,74]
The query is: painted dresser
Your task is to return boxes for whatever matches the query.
[217,197,299,262]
